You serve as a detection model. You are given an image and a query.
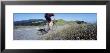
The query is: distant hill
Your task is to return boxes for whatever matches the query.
[74,20,87,24]
[14,19,47,26]
[14,19,88,26]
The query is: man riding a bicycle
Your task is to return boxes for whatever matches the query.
[45,13,55,31]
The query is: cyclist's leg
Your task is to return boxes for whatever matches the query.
[49,21,54,30]
[47,21,52,31]
[45,17,51,31]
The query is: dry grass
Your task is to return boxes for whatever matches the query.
[40,23,97,40]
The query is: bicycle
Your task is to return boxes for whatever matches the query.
[37,18,57,35]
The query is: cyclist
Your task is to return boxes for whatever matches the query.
[45,13,55,31]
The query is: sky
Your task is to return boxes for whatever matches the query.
[14,13,97,23]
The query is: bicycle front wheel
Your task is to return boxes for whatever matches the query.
[52,24,57,31]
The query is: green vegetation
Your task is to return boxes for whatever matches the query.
[55,19,65,25]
